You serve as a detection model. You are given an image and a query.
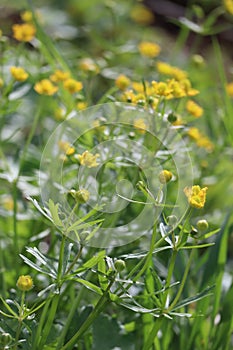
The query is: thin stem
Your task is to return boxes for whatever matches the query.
[142,317,163,350]
[162,249,178,310]
[168,248,195,311]
[56,281,87,349]
[65,244,83,275]
[38,294,60,348]
[61,277,115,350]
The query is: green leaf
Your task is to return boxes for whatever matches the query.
[172,285,215,311]
[98,253,108,291]
[74,278,103,295]
[48,199,63,227]
[20,247,57,278]
[74,250,106,273]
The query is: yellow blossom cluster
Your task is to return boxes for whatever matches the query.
[115,74,131,90]
[12,23,36,42]
[33,69,83,96]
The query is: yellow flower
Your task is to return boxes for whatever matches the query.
[115,74,130,90]
[58,140,75,155]
[186,100,203,118]
[63,79,83,94]
[134,118,147,134]
[187,127,214,152]
[16,275,33,291]
[180,79,199,96]
[12,23,36,42]
[76,150,99,168]
[79,58,99,74]
[0,77,4,88]
[187,127,201,141]
[156,61,187,80]
[122,90,136,103]
[34,79,58,96]
[76,101,88,110]
[159,170,173,184]
[2,196,14,211]
[138,41,161,58]
[130,4,154,25]
[223,0,233,15]
[152,81,173,96]
[226,82,233,97]
[10,66,28,82]
[184,185,208,209]
[50,70,70,82]
[21,10,33,22]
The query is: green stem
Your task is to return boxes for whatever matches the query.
[31,296,52,350]
[168,248,195,311]
[142,317,163,350]
[65,244,83,275]
[56,282,87,349]
[38,294,60,348]
[57,235,67,284]
[61,278,115,350]
[162,249,178,310]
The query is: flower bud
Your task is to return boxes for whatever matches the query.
[0,332,12,347]
[167,215,177,227]
[136,181,147,191]
[114,259,126,272]
[16,275,33,292]
[197,219,209,231]
[70,189,90,203]
[159,170,172,184]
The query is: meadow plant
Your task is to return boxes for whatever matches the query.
[0,1,233,349]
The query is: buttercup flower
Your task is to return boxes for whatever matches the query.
[63,79,83,94]
[184,185,208,209]
[58,140,75,155]
[50,70,70,82]
[10,66,28,82]
[79,58,99,74]
[21,10,33,22]
[130,4,154,25]
[224,0,233,15]
[12,23,36,42]
[76,150,99,168]
[138,41,161,58]
[226,82,233,97]
[16,275,33,291]
[115,74,131,90]
[133,118,147,134]
[186,100,203,118]
[34,79,58,96]
[76,101,88,110]
[156,61,187,80]
[159,170,173,184]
